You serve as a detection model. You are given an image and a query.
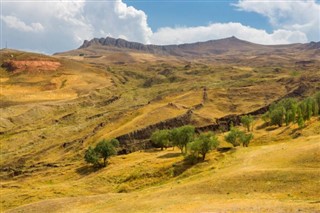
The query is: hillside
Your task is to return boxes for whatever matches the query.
[1,37,320,212]
[3,119,320,212]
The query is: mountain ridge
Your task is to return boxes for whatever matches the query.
[78,36,319,58]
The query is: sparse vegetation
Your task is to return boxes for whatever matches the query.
[2,41,320,212]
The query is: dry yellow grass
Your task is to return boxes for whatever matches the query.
[1,49,320,213]
[2,119,320,212]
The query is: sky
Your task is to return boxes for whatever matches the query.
[1,0,320,54]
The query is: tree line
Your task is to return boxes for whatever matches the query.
[84,92,320,168]
[85,117,255,167]
[151,125,219,162]
[262,92,320,128]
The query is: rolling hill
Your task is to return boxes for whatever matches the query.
[1,37,320,212]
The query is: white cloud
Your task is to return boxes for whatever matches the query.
[1,15,44,32]
[1,0,151,53]
[1,0,317,54]
[151,23,308,45]
[235,0,320,41]
[83,0,152,43]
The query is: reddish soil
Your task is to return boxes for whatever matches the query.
[2,60,61,73]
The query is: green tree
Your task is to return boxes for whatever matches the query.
[289,102,297,123]
[171,125,195,153]
[224,127,242,147]
[151,129,171,150]
[84,146,99,167]
[241,115,254,132]
[225,127,253,147]
[313,100,319,117]
[262,111,270,124]
[297,107,305,128]
[299,102,307,120]
[270,107,285,127]
[305,98,313,120]
[93,139,119,167]
[315,92,320,114]
[285,109,293,126]
[189,132,219,161]
[240,133,254,147]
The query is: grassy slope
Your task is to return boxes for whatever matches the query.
[1,49,320,212]
[2,118,320,212]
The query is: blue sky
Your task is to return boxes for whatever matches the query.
[1,0,320,54]
[124,0,272,32]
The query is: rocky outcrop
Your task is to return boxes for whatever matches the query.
[303,41,320,50]
[79,36,258,57]
[80,37,175,55]
[78,36,319,59]
[116,110,193,153]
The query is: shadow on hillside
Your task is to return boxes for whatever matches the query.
[217,147,233,153]
[277,126,291,135]
[144,148,162,153]
[76,165,100,176]
[157,153,181,159]
[266,126,278,131]
[172,160,195,177]
[256,122,269,130]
